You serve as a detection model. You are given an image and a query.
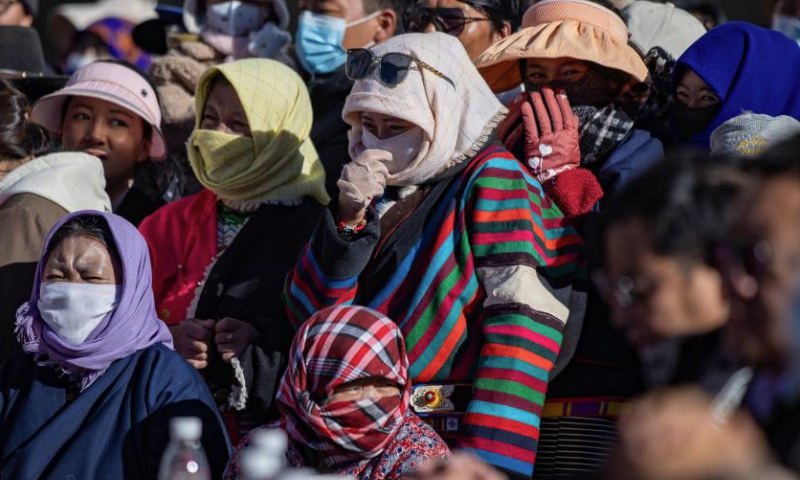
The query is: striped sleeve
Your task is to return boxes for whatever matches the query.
[459,155,587,478]
[282,206,379,328]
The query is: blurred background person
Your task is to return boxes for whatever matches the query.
[594,155,752,389]
[773,0,800,44]
[0,0,35,26]
[0,26,66,102]
[61,17,152,75]
[606,136,800,479]
[685,1,727,30]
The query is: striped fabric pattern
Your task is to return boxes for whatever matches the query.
[284,146,587,477]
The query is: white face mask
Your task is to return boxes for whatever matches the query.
[206,1,270,37]
[362,127,425,174]
[38,282,121,346]
[773,14,800,45]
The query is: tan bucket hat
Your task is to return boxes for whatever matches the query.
[474,0,648,93]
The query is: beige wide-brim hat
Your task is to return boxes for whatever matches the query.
[475,0,649,93]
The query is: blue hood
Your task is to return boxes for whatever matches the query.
[674,22,800,148]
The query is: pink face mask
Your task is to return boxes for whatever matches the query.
[361,127,425,175]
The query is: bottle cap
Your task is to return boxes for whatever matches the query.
[249,429,288,455]
[240,450,281,478]
[170,417,203,441]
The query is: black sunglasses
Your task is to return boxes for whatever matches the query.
[345,48,455,88]
[402,5,491,37]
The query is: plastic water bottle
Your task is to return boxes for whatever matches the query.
[158,417,211,480]
[238,429,288,480]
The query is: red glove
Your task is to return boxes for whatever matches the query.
[543,168,603,220]
[499,87,580,183]
[500,88,603,220]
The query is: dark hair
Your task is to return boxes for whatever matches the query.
[0,79,52,162]
[364,0,412,14]
[460,0,525,31]
[46,215,121,266]
[594,154,756,267]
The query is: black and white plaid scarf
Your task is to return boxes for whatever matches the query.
[574,104,635,165]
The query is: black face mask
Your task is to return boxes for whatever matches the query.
[673,101,722,140]
[525,66,620,108]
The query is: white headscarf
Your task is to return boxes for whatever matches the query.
[343,33,506,187]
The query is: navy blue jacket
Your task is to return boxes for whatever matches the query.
[0,344,232,479]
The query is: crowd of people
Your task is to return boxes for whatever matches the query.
[0,0,800,479]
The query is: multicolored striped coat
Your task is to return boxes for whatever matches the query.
[283,144,588,478]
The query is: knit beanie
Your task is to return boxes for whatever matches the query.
[710,113,800,157]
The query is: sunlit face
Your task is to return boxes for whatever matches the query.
[602,219,729,348]
[326,376,401,405]
[43,235,121,285]
[299,0,387,51]
[525,57,592,86]
[361,112,416,140]
[415,0,508,61]
[0,0,32,27]
[676,69,721,109]
[61,96,151,203]
[200,78,252,137]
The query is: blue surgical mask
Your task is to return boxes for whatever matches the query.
[295,10,379,75]
[206,1,269,37]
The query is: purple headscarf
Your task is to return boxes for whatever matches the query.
[15,211,173,391]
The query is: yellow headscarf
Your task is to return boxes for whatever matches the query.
[189,59,329,207]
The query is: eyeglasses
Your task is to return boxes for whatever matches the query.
[345,48,454,88]
[591,270,658,310]
[402,6,491,37]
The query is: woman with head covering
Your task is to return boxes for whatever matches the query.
[673,22,800,149]
[0,211,230,479]
[30,61,169,226]
[139,58,329,442]
[474,2,666,474]
[284,32,588,479]
[150,0,293,187]
[0,79,110,362]
[474,0,664,217]
[225,306,450,480]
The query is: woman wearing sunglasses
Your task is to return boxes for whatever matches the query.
[284,32,588,479]
[402,0,522,61]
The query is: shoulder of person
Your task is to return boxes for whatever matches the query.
[140,189,216,234]
[1,193,68,219]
